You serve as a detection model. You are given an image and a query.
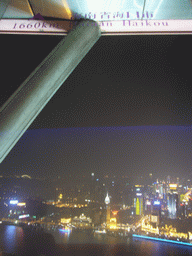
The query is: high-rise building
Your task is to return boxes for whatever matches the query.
[134,185,144,215]
[144,200,152,215]
[167,193,178,219]
[105,192,110,227]
[136,198,140,215]
[186,179,191,189]
[135,197,143,215]
[146,173,153,186]
[152,200,161,222]
[153,181,164,198]
[90,173,95,203]
[179,203,187,219]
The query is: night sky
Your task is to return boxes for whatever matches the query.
[0,34,192,182]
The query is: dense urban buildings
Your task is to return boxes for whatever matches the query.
[1,172,192,242]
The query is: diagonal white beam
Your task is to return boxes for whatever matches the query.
[0,20,101,163]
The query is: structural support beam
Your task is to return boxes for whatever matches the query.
[0,20,101,163]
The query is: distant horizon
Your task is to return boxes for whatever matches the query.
[1,125,191,183]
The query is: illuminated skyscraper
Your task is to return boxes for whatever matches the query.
[152,200,161,223]
[134,185,144,215]
[145,200,152,215]
[90,173,95,203]
[148,173,153,185]
[136,198,140,215]
[105,192,110,226]
[135,197,144,216]
[167,193,178,219]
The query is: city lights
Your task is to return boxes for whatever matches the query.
[17,203,26,206]
[153,200,160,205]
[169,184,178,190]
[61,218,71,224]
[2,173,192,248]
[10,200,18,205]
[112,211,118,216]
[19,214,30,219]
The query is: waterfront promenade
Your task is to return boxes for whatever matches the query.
[2,217,192,248]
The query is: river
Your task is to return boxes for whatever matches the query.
[0,224,192,255]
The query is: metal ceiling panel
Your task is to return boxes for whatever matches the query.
[28,0,152,20]
[0,1,11,19]
[29,0,73,19]
[2,0,33,18]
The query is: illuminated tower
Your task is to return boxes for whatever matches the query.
[90,172,95,203]
[136,198,140,215]
[149,173,153,185]
[105,192,110,227]
[167,193,178,219]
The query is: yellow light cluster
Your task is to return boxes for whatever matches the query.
[141,222,159,234]
[56,203,86,208]
[109,218,117,229]
[110,218,117,223]
[58,194,63,199]
[154,224,188,240]
[17,203,26,206]
[61,218,71,224]
[169,184,177,190]
[188,232,192,240]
